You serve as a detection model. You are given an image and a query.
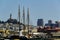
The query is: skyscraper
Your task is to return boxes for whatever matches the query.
[55,21,59,27]
[37,19,44,27]
[48,20,53,27]
[55,21,60,27]
[48,20,52,24]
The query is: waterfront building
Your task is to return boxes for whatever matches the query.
[55,21,59,27]
[45,20,56,29]
[54,21,60,27]
[0,21,4,27]
[48,20,52,27]
[37,19,44,27]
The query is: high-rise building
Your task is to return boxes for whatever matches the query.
[48,20,52,26]
[57,21,60,27]
[54,21,60,27]
[48,20,52,24]
[55,21,59,27]
[37,19,44,26]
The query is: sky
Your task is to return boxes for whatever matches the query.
[0,0,60,26]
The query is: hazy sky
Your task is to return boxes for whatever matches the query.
[0,0,60,26]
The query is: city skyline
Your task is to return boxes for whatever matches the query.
[0,0,60,26]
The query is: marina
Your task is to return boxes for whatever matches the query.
[0,0,60,40]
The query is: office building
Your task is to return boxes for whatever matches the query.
[37,19,44,27]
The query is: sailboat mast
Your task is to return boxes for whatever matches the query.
[18,5,21,35]
[27,8,29,35]
[23,6,25,29]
